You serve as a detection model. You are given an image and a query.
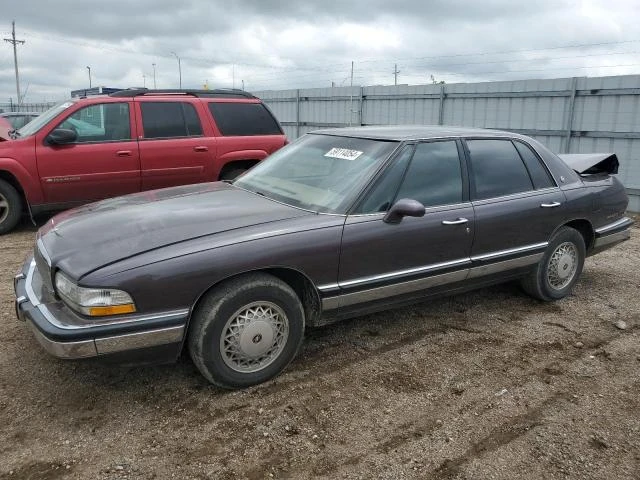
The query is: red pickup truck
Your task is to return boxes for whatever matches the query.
[0,89,287,233]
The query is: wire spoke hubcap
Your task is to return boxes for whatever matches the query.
[0,193,8,224]
[547,242,578,290]
[220,302,289,373]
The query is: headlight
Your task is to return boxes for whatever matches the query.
[55,272,136,317]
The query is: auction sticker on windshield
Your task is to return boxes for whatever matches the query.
[324,148,363,161]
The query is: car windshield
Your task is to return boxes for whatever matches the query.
[234,133,399,214]
[17,100,76,137]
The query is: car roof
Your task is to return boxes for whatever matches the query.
[311,125,518,141]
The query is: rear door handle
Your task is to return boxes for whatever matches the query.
[116,150,132,157]
[193,146,209,152]
[442,217,468,225]
[541,202,561,208]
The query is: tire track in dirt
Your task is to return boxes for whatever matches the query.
[432,392,569,479]
[287,324,637,477]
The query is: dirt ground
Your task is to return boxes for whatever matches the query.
[0,216,638,480]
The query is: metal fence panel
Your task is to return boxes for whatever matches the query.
[0,102,57,113]
[256,74,640,210]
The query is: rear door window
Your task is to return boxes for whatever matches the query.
[140,102,203,139]
[208,102,282,136]
[467,139,534,200]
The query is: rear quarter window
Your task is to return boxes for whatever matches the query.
[513,141,556,189]
[208,102,282,136]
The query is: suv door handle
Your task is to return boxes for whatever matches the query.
[540,202,561,208]
[442,218,468,225]
[193,146,209,152]
[116,150,132,156]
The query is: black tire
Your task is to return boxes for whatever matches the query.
[188,273,305,389]
[0,179,23,235]
[521,226,586,301]
[219,168,247,181]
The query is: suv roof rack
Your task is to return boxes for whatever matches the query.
[109,88,257,99]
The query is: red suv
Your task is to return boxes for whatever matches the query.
[0,89,287,233]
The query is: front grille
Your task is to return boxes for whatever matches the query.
[34,241,54,294]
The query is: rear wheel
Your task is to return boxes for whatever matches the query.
[188,273,305,388]
[0,179,23,234]
[521,226,586,301]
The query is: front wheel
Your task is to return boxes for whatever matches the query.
[188,273,305,388]
[521,226,586,301]
[0,179,23,235]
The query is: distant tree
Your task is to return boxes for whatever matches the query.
[430,75,445,84]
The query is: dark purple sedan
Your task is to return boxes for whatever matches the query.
[14,126,633,388]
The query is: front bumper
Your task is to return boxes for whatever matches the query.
[14,257,189,361]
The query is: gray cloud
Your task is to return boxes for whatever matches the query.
[1,0,639,103]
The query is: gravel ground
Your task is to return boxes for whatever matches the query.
[0,216,639,479]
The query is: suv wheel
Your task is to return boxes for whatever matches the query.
[0,179,23,234]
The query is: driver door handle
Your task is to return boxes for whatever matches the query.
[442,217,468,225]
[193,146,209,152]
[540,201,561,208]
[116,150,132,156]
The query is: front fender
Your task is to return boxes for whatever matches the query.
[0,157,44,204]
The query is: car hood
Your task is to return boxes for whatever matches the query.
[39,182,313,278]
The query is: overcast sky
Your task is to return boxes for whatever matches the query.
[1,0,640,103]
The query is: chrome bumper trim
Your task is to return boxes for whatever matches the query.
[595,217,634,235]
[593,228,631,249]
[26,318,98,359]
[25,319,185,360]
[95,325,185,355]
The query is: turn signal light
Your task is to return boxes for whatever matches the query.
[88,304,137,317]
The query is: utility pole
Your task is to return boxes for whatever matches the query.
[170,52,182,88]
[349,61,354,126]
[393,64,400,86]
[4,21,25,104]
[86,66,91,88]
[152,63,156,89]
[142,74,146,88]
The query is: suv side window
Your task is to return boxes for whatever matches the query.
[513,141,555,189]
[394,141,463,207]
[58,103,131,143]
[467,139,534,200]
[140,102,203,139]
[208,102,282,136]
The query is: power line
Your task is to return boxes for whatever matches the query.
[15,27,640,76]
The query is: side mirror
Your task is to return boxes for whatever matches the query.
[46,128,77,145]
[383,198,426,224]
